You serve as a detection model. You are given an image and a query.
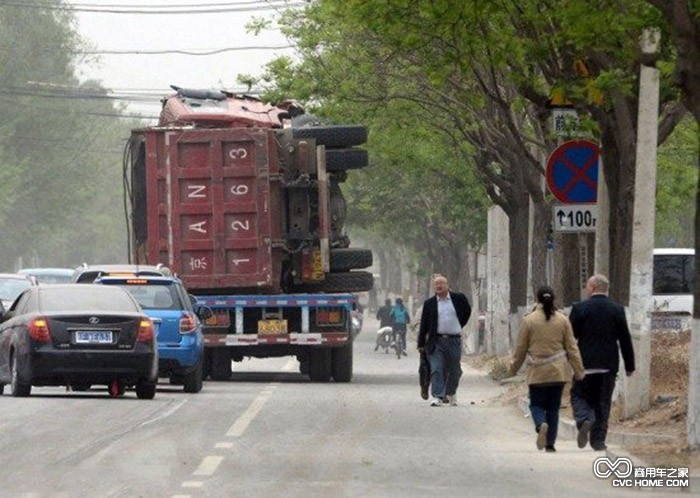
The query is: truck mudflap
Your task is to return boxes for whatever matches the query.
[204,332,349,347]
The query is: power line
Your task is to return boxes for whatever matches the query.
[1,1,307,14]
[0,44,295,56]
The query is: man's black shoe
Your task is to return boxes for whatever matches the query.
[591,444,607,451]
[420,384,429,400]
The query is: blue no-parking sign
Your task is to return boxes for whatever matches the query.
[546,140,599,204]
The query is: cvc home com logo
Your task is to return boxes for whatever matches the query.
[593,457,690,489]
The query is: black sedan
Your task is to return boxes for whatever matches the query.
[0,285,158,398]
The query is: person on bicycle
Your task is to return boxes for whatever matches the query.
[390,298,410,356]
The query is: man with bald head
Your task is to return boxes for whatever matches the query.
[418,275,472,406]
[569,274,635,451]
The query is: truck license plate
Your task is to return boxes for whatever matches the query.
[258,320,288,335]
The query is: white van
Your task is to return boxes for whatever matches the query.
[652,248,694,315]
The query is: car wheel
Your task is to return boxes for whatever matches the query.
[210,348,232,381]
[10,353,31,397]
[0,384,4,395]
[71,382,91,392]
[202,349,213,381]
[183,360,203,393]
[135,380,156,399]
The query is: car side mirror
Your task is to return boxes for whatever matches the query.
[197,306,214,321]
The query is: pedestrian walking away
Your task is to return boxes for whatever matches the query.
[417,275,471,407]
[390,297,410,356]
[510,286,585,452]
[568,274,635,451]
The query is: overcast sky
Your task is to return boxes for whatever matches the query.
[73,0,299,114]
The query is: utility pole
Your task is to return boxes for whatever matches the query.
[624,28,660,417]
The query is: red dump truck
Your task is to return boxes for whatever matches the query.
[125,86,373,382]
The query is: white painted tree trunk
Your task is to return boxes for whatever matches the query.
[486,206,511,356]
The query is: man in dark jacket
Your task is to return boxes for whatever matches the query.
[569,274,635,451]
[418,275,471,406]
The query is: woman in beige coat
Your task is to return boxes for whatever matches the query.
[510,286,585,452]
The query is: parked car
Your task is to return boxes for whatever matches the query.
[18,268,74,284]
[0,273,37,310]
[0,284,158,398]
[73,263,172,284]
[94,274,209,393]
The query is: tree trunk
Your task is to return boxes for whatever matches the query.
[508,199,530,313]
[597,103,638,305]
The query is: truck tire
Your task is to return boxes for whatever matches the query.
[210,348,232,381]
[295,271,374,293]
[308,348,332,382]
[331,343,353,382]
[325,148,368,172]
[293,125,367,148]
[330,249,373,272]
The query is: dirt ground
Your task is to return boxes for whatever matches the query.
[465,329,699,472]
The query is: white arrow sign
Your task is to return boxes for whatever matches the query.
[553,204,598,232]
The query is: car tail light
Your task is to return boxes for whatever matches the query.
[28,317,51,342]
[179,311,197,334]
[136,318,154,343]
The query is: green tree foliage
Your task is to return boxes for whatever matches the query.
[257,0,693,304]
[0,2,134,268]
[656,118,699,247]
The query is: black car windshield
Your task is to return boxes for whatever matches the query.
[0,278,32,302]
[39,286,139,313]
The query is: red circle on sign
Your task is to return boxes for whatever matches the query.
[546,140,599,204]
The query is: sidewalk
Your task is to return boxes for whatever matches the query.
[459,356,699,493]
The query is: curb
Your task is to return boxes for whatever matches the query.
[517,396,676,446]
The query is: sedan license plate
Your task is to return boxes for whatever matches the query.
[75,330,113,344]
[258,320,288,335]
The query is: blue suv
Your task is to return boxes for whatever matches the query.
[95,275,209,393]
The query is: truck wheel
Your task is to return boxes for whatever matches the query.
[183,360,203,393]
[331,343,353,383]
[210,348,232,381]
[330,249,373,272]
[325,148,368,172]
[308,349,332,382]
[294,271,374,293]
[293,125,367,148]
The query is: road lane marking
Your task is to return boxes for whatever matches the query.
[215,442,234,449]
[226,389,273,437]
[171,495,190,498]
[193,456,224,476]
[181,481,204,488]
[139,398,187,427]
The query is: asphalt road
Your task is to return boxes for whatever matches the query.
[0,319,674,498]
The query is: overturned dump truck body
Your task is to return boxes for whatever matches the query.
[126,86,373,381]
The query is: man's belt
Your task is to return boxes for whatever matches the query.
[437,333,461,339]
